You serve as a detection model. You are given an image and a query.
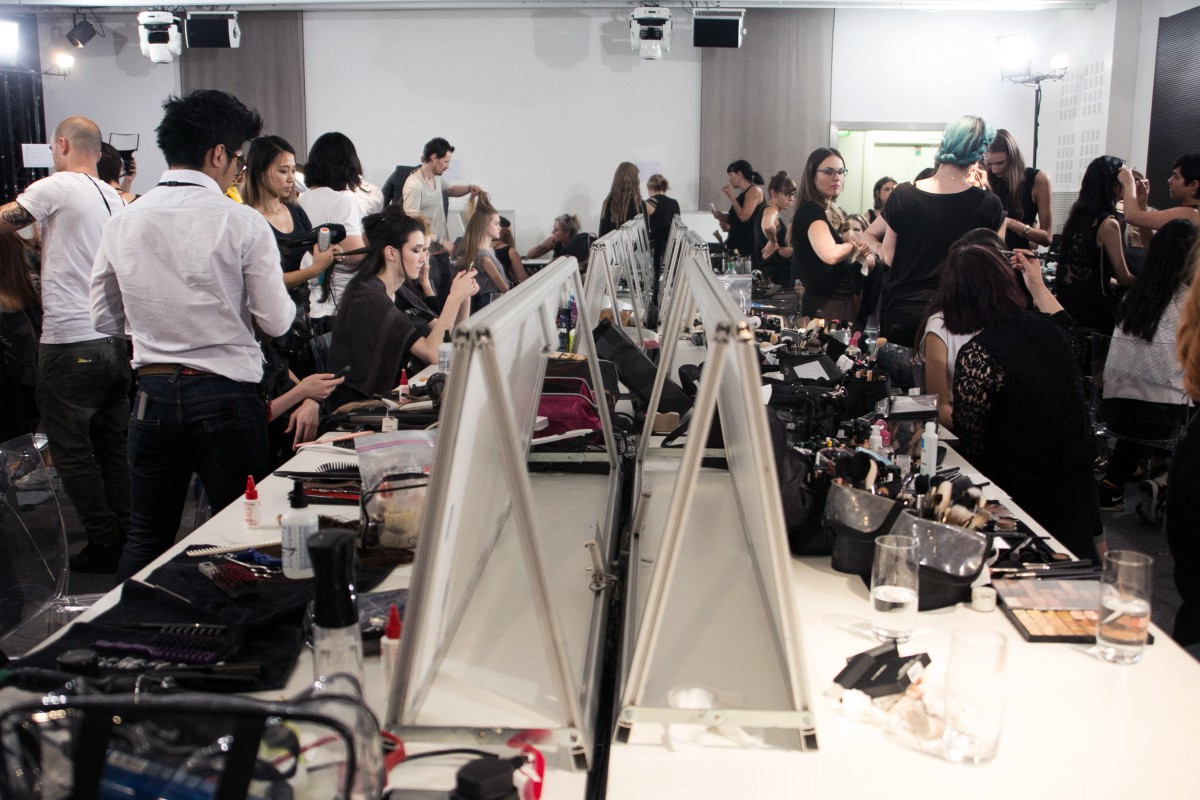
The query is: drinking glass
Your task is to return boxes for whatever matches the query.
[942,628,1007,764]
[1096,550,1154,664]
[869,534,919,642]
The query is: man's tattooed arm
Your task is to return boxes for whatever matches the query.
[0,201,35,232]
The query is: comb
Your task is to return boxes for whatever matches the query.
[186,540,281,558]
[198,561,259,599]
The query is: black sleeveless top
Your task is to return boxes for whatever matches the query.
[751,205,790,285]
[646,194,680,269]
[996,167,1040,250]
[269,204,315,310]
[726,188,757,257]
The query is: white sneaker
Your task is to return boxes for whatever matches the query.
[1136,475,1168,524]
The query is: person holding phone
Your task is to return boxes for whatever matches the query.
[326,207,477,410]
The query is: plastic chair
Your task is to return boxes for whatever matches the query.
[0,434,102,659]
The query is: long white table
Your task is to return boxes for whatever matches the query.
[609,444,1200,798]
[2,441,591,798]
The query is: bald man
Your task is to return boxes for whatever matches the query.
[0,116,130,573]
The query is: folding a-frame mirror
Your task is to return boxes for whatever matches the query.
[387,257,622,770]
[581,221,650,350]
[617,232,819,750]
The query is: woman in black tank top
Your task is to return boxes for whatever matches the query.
[713,159,763,257]
[985,129,1054,250]
[753,171,797,288]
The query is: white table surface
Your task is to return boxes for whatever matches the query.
[3,439,590,798]
[608,444,1200,798]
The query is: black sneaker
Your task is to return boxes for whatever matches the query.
[69,542,123,574]
[1097,481,1125,512]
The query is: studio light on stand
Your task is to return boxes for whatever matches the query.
[998,34,1068,168]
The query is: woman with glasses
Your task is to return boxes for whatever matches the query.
[752,171,796,290]
[985,129,1053,250]
[860,115,1006,347]
[789,149,870,322]
[1056,155,1136,334]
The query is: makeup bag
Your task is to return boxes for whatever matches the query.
[889,511,991,611]
[825,483,907,575]
[825,484,991,611]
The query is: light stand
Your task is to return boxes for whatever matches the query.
[1003,67,1067,168]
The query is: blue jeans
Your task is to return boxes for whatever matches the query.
[116,372,269,582]
[36,337,132,548]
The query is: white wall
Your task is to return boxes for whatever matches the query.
[302,8,702,251]
[37,13,180,191]
[830,6,1118,196]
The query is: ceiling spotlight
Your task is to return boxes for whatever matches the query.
[630,5,671,61]
[66,16,97,48]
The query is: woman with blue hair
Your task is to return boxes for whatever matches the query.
[860,115,1006,346]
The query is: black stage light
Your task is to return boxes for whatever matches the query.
[66,17,96,48]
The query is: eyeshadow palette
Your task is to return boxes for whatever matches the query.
[995,578,1154,645]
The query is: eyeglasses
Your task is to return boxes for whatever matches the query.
[816,168,849,177]
[783,190,798,198]
[234,152,247,175]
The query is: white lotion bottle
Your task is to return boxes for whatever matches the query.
[281,479,317,579]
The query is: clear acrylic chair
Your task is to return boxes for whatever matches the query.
[0,433,102,659]
[1089,333,1193,524]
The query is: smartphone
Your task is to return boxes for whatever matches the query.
[332,364,352,379]
[317,227,331,252]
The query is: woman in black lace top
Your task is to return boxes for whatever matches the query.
[946,242,1104,561]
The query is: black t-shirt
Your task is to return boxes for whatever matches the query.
[881,182,1005,319]
[554,233,595,264]
[646,194,680,268]
[789,201,854,304]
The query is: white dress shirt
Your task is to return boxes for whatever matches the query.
[90,169,294,384]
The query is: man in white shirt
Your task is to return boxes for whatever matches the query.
[90,90,295,582]
[402,137,480,300]
[0,116,129,574]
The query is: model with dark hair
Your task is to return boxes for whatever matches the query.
[1096,217,1198,513]
[859,115,1006,347]
[600,162,645,236]
[712,159,763,257]
[949,245,1103,561]
[919,228,1006,428]
[1057,155,1136,334]
[753,170,796,289]
[867,176,896,224]
[91,90,296,581]
[298,132,368,327]
[985,129,1053,249]
[789,149,870,321]
[326,207,476,410]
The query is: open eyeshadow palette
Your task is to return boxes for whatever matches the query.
[995,578,1154,645]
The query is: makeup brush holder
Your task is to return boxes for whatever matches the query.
[889,511,991,611]
[825,483,907,576]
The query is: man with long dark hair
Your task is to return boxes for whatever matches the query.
[90,90,294,582]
